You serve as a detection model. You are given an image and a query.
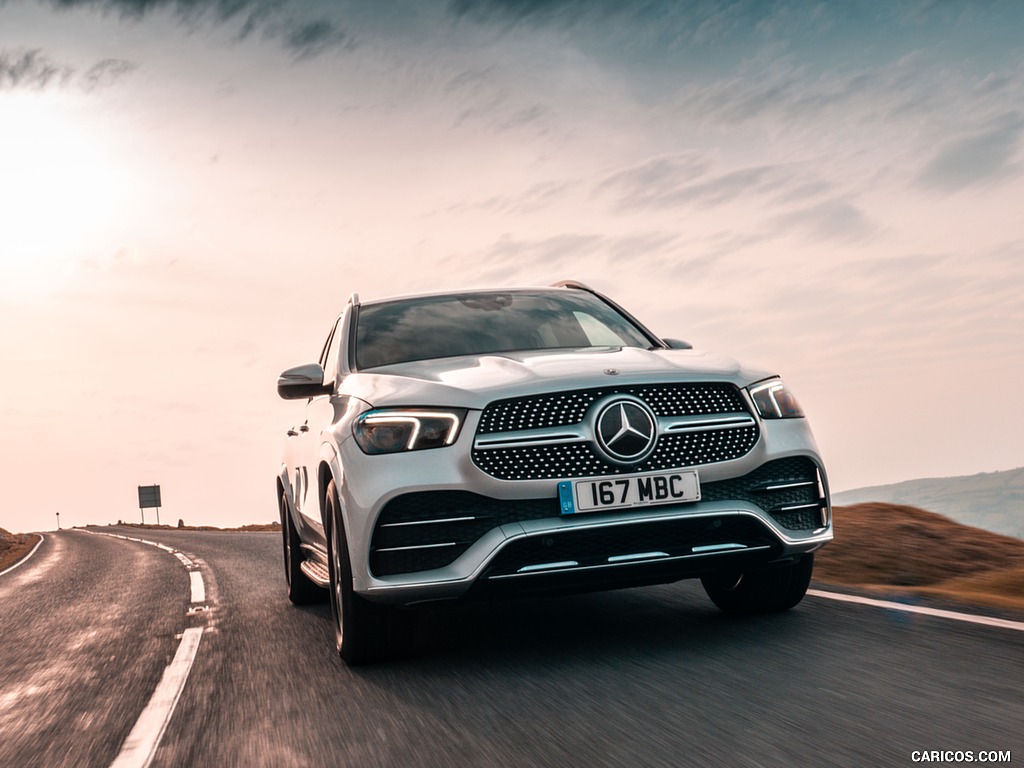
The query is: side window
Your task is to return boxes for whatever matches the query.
[321,317,345,384]
[574,311,628,346]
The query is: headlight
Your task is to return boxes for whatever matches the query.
[353,409,466,454]
[749,379,805,419]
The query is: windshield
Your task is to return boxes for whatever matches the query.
[355,290,655,369]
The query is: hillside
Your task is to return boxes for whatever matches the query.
[816,503,1024,612]
[0,527,40,573]
[833,467,1024,539]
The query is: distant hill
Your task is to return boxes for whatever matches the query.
[818,503,1024,612]
[833,467,1024,540]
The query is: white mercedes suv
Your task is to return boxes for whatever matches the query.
[277,281,832,664]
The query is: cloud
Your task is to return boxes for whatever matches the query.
[495,102,552,132]
[594,153,712,207]
[793,246,1024,356]
[673,55,947,131]
[686,194,875,262]
[447,178,581,215]
[483,232,603,274]
[0,49,135,91]
[443,64,556,136]
[661,165,784,208]
[0,49,72,89]
[916,113,1024,191]
[45,0,258,22]
[447,0,620,25]
[80,58,138,90]
[42,0,354,59]
[451,230,689,287]
[597,156,811,212]
[769,198,876,243]
[279,19,354,60]
[445,0,817,40]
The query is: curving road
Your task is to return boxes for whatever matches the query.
[1,528,1020,767]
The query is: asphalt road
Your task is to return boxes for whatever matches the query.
[1,528,1020,768]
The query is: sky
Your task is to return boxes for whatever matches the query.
[1,0,1022,533]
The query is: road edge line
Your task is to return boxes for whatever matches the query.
[807,588,1024,632]
[109,627,204,768]
[82,530,210,767]
[0,533,45,577]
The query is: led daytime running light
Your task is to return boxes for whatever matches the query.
[354,409,464,454]
[749,380,805,419]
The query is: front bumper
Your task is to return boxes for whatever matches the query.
[332,413,832,606]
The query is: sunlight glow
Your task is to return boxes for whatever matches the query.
[0,95,132,297]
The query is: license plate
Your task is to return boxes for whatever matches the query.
[558,470,701,515]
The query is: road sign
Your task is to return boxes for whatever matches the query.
[138,485,162,508]
[138,485,162,525]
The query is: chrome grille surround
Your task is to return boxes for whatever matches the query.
[472,383,759,480]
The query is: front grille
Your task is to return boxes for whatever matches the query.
[474,427,759,480]
[473,382,759,480]
[477,383,748,433]
[368,458,825,576]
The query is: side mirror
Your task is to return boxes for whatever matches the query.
[277,363,332,400]
[662,338,693,350]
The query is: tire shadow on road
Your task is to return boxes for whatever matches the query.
[355,580,821,672]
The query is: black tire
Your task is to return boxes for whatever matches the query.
[702,554,814,614]
[280,491,323,605]
[324,480,415,665]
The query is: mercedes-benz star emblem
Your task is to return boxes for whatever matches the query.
[594,397,658,464]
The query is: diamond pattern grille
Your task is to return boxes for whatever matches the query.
[473,382,758,480]
[473,427,759,480]
[477,383,747,434]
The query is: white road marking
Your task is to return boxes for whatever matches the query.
[84,531,207,606]
[189,571,206,604]
[173,552,193,568]
[80,530,211,768]
[0,534,45,577]
[108,627,203,768]
[808,589,1024,632]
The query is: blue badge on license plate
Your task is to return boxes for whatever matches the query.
[557,481,576,515]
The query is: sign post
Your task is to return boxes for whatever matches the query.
[137,485,162,526]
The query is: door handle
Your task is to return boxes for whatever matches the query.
[299,425,310,433]
[287,429,299,437]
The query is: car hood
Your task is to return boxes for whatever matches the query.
[339,346,776,409]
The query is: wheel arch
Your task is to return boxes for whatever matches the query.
[276,474,289,519]
[318,457,348,541]
[318,461,334,527]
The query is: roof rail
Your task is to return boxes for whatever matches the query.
[550,280,595,291]
[349,292,360,307]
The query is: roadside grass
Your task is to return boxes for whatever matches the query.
[816,503,1024,612]
[909,566,1024,612]
[0,528,41,573]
